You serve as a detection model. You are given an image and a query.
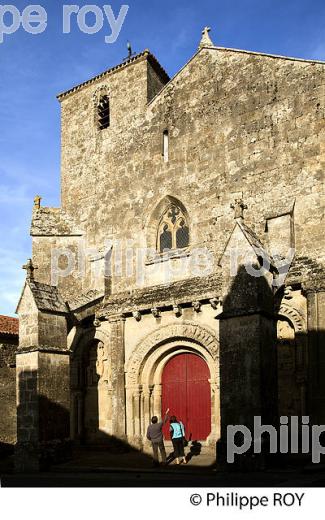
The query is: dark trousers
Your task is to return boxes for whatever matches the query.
[151,441,166,463]
[172,438,185,458]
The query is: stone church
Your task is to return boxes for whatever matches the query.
[13,28,325,470]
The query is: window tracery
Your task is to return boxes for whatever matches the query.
[157,204,189,253]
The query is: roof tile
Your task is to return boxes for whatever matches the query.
[0,315,19,336]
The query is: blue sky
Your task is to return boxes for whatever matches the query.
[0,0,324,316]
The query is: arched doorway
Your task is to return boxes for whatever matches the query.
[70,332,111,444]
[161,353,211,441]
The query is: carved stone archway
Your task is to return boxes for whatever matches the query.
[278,303,306,333]
[125,322,220,452]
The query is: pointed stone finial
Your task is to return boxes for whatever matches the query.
[231,198,248,220]
[34,195,42,210]
[199,26,214,49]
[22,258,38,281]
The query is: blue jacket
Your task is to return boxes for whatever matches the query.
[170,421,185,439]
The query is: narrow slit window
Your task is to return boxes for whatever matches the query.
[98,95,110,130]
[163,130,169,162]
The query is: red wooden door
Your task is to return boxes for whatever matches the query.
[161,353,211,441]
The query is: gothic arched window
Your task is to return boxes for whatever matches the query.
[157,204,190,253]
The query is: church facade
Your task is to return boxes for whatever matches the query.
[14,29,325,470]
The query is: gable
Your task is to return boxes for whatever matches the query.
[219,221,275,275]
[16,280,68,315]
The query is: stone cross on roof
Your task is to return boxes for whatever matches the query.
[199,26,215,49]
[231,198,248,220]
[23,258,38,281]
[34,195,42,210]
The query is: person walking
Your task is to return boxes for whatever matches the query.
[170,415,187,465]
[146,408,169,466]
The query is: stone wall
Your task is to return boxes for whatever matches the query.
[29,47,324,302]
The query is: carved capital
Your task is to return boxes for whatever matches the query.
[173,304,182,317]
[151,307,161,319]
[192,301,201,312]
[209,297,221,310]
[132,311,142,322]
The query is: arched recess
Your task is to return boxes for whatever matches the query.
[125,322,219,450]
[69,326,112,443]
[146,195,190,253]
[276,303,308,416]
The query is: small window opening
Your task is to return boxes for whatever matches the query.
[98,95,110,130]
[163,130,169,162]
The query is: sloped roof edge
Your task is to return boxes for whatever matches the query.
[148,45,325,107]
[219,220,275,270]
[57,49,170,101]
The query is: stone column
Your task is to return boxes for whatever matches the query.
[142,387,151,453]
[106,387,113,435]
[152,384,162,417]
[207,379,220,448]
[132,388,142,449]
[142,387,151,432]
[108,314,126,439]
[125,386,134,438]
[305,288,325,424]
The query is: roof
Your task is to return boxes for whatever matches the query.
[0,315,19,336]
[57,50,170,101]
[99,272,222,316]
[238,221,275,269]
[16,280,69,314]
[68,290,104,312]
[219,219,276,272]
[28,280,68,313]
[286,256,325,288]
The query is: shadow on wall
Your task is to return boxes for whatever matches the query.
[14,368,154,473]
[218,262,325,469]
[15,368,71,472]
[218,263,278,432]
[12,365,213,475]
[0,341,17,448]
